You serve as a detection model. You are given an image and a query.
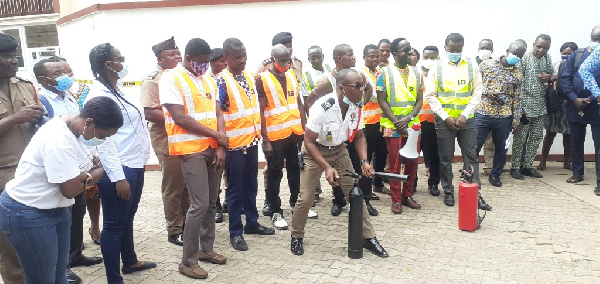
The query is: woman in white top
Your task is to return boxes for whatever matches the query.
[86,43,154,284]
[0,96,122,284]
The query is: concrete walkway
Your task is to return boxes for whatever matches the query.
[10,162,600,283]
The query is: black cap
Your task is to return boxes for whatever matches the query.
[272,32,292,46]
[152,36,178,56]
[210,48,224,61]
[0,33,18,53]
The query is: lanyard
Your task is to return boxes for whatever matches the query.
[347,108,362,142]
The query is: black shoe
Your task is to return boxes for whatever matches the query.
[215,211,224,223]
[595,187,600,196]
[168,232,184,246]
[363,237,388,258]
[428,184,440,196]
[222,198,228,213]
[70,254,102,267]
[290,237,304,255]
[488,176,502,187]
[331,204,343,216]
[122,261,157,275]
[66,268,82,284]
[478,196,492,211]
[510,169,524,180]
[243,224,275,235]
[366,203,379,216]
[262,201,273,217]
[230,235,248,251]
[521,168,543,178]
[443,193,455,207]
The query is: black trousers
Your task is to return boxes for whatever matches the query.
[364,123,388,188]
[570,122,600,186]
[265,134,302,214]
[69,192,86,262]
[420,121,440,186]
[346,141,373,204]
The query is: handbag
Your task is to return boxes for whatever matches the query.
[545,84,560,114]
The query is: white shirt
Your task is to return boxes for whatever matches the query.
[38,88,79,117]
[307,93,363,147]
[300,65,331,98]
[84,80,150,182]
[5,118,94,209]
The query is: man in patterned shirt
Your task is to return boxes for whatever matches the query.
[475,41,526,187]
[510,34,554,180]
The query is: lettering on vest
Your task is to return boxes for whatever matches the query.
[458,79,466,85]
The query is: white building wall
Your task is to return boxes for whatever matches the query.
[56,0,600,164]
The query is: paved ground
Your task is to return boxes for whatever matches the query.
[11,162,600,283]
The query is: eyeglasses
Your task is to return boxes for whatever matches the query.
[343,83,366,90]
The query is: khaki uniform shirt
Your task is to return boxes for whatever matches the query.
[0,77,41,189]
[140,65,168,155]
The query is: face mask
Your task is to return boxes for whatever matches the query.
[419,59,434,71]
[68,76,76,88]
[591,41,600,50]
[78,125,105,146]
[506,53,521,65]
[49,75,74,92]
[478,50,492,60]
[274,61,290,73]
[116,63,128,79]
[447,52,462,63]
[190,60,209,76]
[561,55,569,60]
[341,89,364,107]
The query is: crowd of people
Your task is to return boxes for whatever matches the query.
[0,25,599,283]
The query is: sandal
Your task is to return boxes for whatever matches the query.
[566,175,584,183]
[89,228,101,245]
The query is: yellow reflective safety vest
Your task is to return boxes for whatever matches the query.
[221,69,261,149]
[301,64,332,93]
[379,65,421,129]
[259,70,304,141]
[361,67,382,125]
[435,58,475,118]
[163,68,218,155]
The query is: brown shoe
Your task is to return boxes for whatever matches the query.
[370,193,380,200]
[373,185,391,195]
[401,197,421,209]
[391,202,403,214]
[179,263,208,279]
[198,251,227,264]
[483,168,491,176]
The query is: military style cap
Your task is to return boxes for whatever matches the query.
[0,33,18,53]
[272,32,292,46]
[211,48,224,61]
[152,36,178,56]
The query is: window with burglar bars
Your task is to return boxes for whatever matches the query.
[0,0,57,18]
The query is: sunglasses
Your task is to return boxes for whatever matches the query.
[343,83,366,90]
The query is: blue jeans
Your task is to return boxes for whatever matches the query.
[0,191,70,284]
[475,114,512,178]
[226,145,260,236]
[98,166,144,284]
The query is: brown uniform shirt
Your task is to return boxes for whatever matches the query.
[0,77,41,189]
[140,65,169,155]
[256,57,303,83]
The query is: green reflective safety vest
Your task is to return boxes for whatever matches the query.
[435,58,474,118]
[380,65,421,129]
[302,64,332,93]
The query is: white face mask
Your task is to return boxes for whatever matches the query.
[478,49,493,60]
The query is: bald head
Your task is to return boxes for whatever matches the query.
[271,44,290,58]
[592,26,600,42]
[508,40,527,59]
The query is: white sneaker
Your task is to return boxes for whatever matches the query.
[308,209,318,219]
[272,213,288,230]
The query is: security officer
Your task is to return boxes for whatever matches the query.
[140,36,189,246]
[425,33,491,210]
[290,68,388,258]
[0,33,44,284]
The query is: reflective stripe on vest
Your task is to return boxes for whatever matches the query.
[380,65,420,129]
[361,67,382,125]
[163,68,218,155]
[259,70,304,141]
[221,69,261,149]
[302,64,331,93]
[436,59,474,118]
[418,101,435,123]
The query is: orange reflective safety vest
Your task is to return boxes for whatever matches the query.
[258,70,304,142]
[361,67,382,125]
[163,67,218,155]
[221,69,261,149]
[419,100,435,123]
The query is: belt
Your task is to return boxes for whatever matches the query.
[316,143,340,150]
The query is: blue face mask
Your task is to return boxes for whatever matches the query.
[342,91,364,107]
[447,52,462,63]
[561,55,569,60]
[506,53,521,65]
[47,75,74,92]
[78,125,105,147]
[591,41,600,50]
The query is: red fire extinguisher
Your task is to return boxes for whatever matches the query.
[458,167,484,231]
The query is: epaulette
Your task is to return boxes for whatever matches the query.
[146,70,159,80]
[261,58,273,66]
[15,76,33,84]
[321,98,335,111]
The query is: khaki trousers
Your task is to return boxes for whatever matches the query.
[157,153,190,235]
[483,133,495,169]
[291,144,375,239]
[180,149,222,266]
[0,166,25,284]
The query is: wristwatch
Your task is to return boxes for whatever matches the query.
[85,173,94,189]
[360,159,369,165]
